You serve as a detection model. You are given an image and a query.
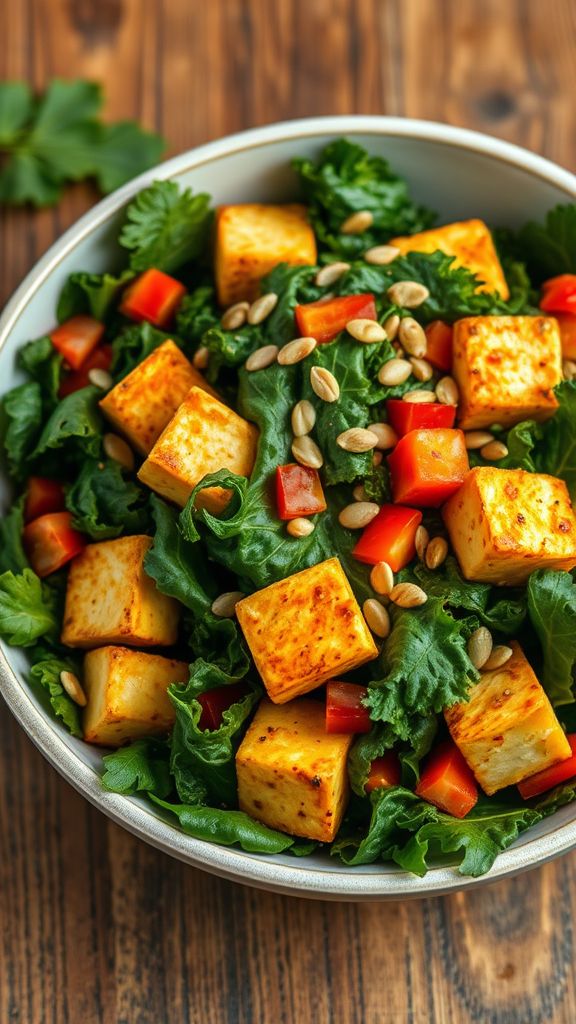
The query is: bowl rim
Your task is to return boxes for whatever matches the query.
[2,114,576,900]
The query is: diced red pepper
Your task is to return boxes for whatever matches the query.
[58,344,113,398]
[388,428,469,507]
[555,313,576,359]
[415,739,478,818]
[517,735,576,800]
[24,478,66,523]
[424,320,453,372]
[386,398,456,437]
[365,752,402,793]
[197,683,250,731]
[325,681,371,734]
[275,464,327,520]
[540,274,576,315]
[352,503,422,571]
[120,268,186,328]
[295,293,378,344]
[50,316,105,370]
[23,511,85,578]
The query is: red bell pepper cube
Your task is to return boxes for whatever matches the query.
[388,428,469,507]
[540,273,576,315]
[365,752,402,793]
[275,464,327,520]
[120,268,187,328]
[295,293,377,344]
[424,320,453,372]
[352,503,422,571]
[24,477,66,523]
[386,398,456,437]
[555,312,576,359]
[197,682,250,731]
[58,344,113,399]
[325,681,371,734]
[517,735,576,800]
[50,316,105,370]
[415,739,478,818]
[23,511,86,578]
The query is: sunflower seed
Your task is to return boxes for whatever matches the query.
[310,365,340,402]
[387,281,430,308]
[277,336,317,365]
[389,582,428,608]
[292,435,323,469]
[409,357,433,383]
[402,389,436,404]
[315,262,350,287]
[193,346,210,369]
[377,358,412,386]
[346,319,387,344]
[415,525,430,561]
[480,440,509,461]
[464,430,495,450]
[563,359,576,381]
[247,292,278,325]
[287,517,315,538]
[336,427,379,453]
[221,301,249,330]
[435,375,459,405]
[363,245,401,266]
[340,209,374,234]
[338,501,380,529]
[398,317,427,357]
[353,484,369,502]
[60,670,87,707]
[211,591,245,618]
[363,598,391,638]
[383,314,401,341]
[467,627,493,670]
[368,422,398,450]
[425,536,449,570]
[103,433,135,471]
[291,399,316,437]
[245,344,279,371]
[88,368,113,390]
[370,561,394,596]
[482,645,513,671]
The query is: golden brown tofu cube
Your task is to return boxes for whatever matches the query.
[138,386,259,512]
[83,645,187,747]
[453,316,562,430]
[236,698,353,841]
[390,219,509,298]
[61,535,180,648]
[445,642,571,795]
[442,467,576,585]
[215,203,317,306]
[99,340,218,456]
[236,557,378,704]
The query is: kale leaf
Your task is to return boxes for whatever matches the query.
[65,459,151,540]
[527,570,576,706]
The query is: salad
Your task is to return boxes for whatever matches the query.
[1,139,576,879]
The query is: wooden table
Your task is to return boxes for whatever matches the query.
[1,1,576,1021]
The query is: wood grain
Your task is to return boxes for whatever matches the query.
[1,1,576,1021]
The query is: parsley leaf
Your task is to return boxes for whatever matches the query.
[527,570,576,706]
[119,180,212,273]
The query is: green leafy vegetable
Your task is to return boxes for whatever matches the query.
[0,79,164,207]
[102,739,172,797]
[57,269,134,322]
[175,284,220,343]
[32,385,103,462]
[527,570,576,706]
[514,205,576,284]
[17,337,62,407]
[410,557,527,635]
[65,459,151,539]
[539,380,576,499]
[1,382,43,478]
[119,180,212,273]
[0,498,29,575]
[28,649,83,736]
[111,322,177,381]
[150,797,298,854]
[144,495,217,616]
[0,569,58,646]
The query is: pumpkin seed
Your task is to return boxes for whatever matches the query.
[338,501,380,529]
[292,435,323,469]
[370,560,394,596]
[277,336,317,365]
[60,670,87,707]
[291,399,316,437]
[336,427,379,453]
[435,375,459,405]
[467,627,493,669]
[221,301,249,330]
[425,536,448,570]
[247,292,278,325]
[367,422,398,450]
[415,525,430,561]
[480,440,509,461]
[377,358,412,386]
[287,517,315,538]
[346,319,387,344]
[398,317,427,357]
[103,433,135,471]
[363,245,401,266]
[387,281,430,308]
[211,591,245,618]
[363,599,391,638]
[340,209,374,234]
[389,582,428,608]
[464,430,495,450]
[482,645,513,671]
[310,365,340,402]
[245,344,279,371]
[193,346,210,369]
[315,262,350,287]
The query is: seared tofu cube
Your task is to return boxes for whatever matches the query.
[390,219,509,298]
[442,467,576,585]
[99,340,218,456]
[215,203,317,306]
[236,557,378,704]
[61,535,180,648]
[445,642,571,795]
[453,316,562,430]
[138,386,259,512]
[83,645,187,746]
[236,698,353,841]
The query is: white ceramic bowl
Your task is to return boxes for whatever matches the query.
[1,116,576,901]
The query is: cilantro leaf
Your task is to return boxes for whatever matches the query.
[0,569,59,646]
[102,739,172,797]
[527,570,576,706]
[0,81,33,143]
[119,180,212,273]
[94,122,164,194]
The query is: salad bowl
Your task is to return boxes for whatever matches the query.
[1,115,576,900]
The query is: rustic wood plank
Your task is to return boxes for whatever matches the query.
[1,0,576,1022]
